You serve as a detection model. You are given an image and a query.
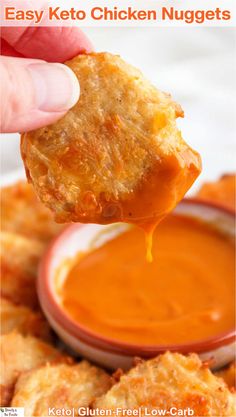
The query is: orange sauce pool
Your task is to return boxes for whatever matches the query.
[59,214,235,345]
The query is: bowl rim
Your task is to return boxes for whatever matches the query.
[38,198,236,357]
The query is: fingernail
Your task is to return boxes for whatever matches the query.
[28,63,80,112]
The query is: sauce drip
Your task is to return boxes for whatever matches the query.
[142,220,164,263]
[59,214,235,345]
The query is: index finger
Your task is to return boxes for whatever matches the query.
[1,27,93,62]
[1,0,93,62]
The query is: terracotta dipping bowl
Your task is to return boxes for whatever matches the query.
[38,199,235,370]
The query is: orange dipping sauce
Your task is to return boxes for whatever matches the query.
[59,214,235,346]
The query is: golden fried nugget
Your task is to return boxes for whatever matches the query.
[0,298,52,342]
[196,174,235,211]
[1,181,64,243]
[0,332,67,406]
[21,53,201,229]
[215,362,236,391]
[0,232,44,308]
[95,352,236,416]
[12,361,112,416]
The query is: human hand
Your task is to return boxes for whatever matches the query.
[0,3,92,133]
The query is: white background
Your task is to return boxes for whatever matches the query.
[1,27,235,192]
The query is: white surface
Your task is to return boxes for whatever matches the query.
[1,27,235,191]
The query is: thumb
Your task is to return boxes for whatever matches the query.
[0,56,80,133]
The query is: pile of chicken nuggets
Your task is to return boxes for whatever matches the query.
[0,180,235,417]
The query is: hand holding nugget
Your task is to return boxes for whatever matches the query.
[0,24,92,132]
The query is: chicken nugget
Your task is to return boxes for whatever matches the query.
[196,173,235,211]
[1,181,64,243]
[215,362,236,391]
[11,361,112,416]
[95,352,236,416]
[0,332,67,406]
[0,232,44,308]
[21,53,201,230]
[0,297,52,342]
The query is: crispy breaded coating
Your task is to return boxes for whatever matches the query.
[21,53,201,226]
[0,332,67,406]
[0,298,52,342]
[0,232,44,308]
[1,181,64,243]
[196,173,235,211]
[11,361,112,416]
[215,362,236,391]
[95,352,236,416]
